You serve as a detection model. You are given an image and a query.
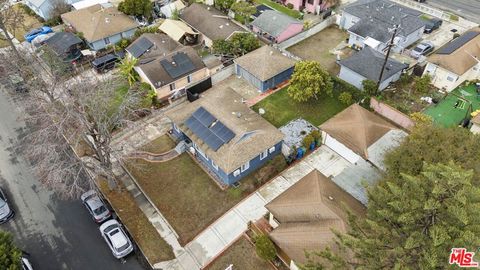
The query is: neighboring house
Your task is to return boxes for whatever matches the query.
[160,0,185,18]
[43,32,83,62]
[471,113,480,134]
[234,46,297,92]
[134,46,209,101]
[125,33,181,60]
[338,47,407,91]
[285,0,332,14]
[423,29,480,92]
[339,0,425,52]
[166,86,284,185]
[251,10,303,43]
[320,103,407,170]
[61,4,139,51]
[72,0,109,10]
[179,3,246,47]
[266,169,365,270]
[159,19,199,46]
[25,0,82,19]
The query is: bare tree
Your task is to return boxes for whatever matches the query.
[0,0,24,58]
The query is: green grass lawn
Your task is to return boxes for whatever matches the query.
[252,87,348,127]
[254,0,303,19]
[126,136,287,245]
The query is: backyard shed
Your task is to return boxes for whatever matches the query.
[234,46,297,92]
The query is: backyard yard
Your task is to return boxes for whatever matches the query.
[252,86,348,127]
[126,135,287,245]
[5,4,43,43]
[254,0,303,19]
[204,237,274,270]
[286,26,349,74]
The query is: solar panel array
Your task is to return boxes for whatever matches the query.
[437,31,480,55]
[128,37,154,58]
[160,52,196,79]
[185,107,236,151]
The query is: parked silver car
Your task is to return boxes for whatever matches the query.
[0,188,14,223]
[410,42,434,59]
[81,190,111,223]
[99,219,134,259]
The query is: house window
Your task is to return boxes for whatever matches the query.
[268,146,276,154]
[187,74,193,83]
[446,76,455,82]
[241,161,250,172]
[233,169,240,177]
[260,150,268,160]
[104,37,110,45]
[212,160,218,170]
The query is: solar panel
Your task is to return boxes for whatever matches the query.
[436,31,480,55]
[185,117,204,135]
[193,107,216,127]
[128,37,153,58]
[203,133,224,151]
[210,121,235,143]
[160,52,196,79]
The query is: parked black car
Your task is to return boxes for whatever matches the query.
[423,17,443,33]
[91,53,121,73]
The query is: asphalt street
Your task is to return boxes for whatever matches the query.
[426,0,480,24]
[0,88,145,270]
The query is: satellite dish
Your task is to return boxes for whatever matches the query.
[258,108,265,115]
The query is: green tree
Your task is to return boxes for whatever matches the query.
[338,92,353,105]
[287,61,333,102]
[414,74,432,94]
[303,162,480,270]
[171,8,179,20]
[0,231,22,270]
[255,234,277,261]
[361,79,377,96]
[231,1,256,24]
[211,32,259,57]
[215,0,234,12]
[118,0,152,19]
[117,57,139,86]
[409,112,432,126]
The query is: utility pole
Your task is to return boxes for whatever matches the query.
[375,24,399,96]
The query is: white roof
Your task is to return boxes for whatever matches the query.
[72,0,109,10]
[160,0,186,18]
[159,19,197,41]
[364,36,383,50]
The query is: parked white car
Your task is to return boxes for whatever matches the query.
[0,188,14,223]
[81,190,111,223]
[99,219,134,259]
[21,256,33,270]
[410,42,434,59]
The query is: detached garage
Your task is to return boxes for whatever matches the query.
[320,104,407,166]
[234,46,297,92]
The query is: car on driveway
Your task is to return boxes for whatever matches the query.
[99,219,134,259]
[24,26,53,43]
[423,17,443,34]
[21,255,33,270]
[410,42,434,59]
[81,190,111,223]
[0,188,14,223]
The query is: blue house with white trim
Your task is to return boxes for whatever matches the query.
[234,46,297,92]
[166,86,284,185]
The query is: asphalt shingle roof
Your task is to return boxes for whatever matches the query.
[251,10,301,37]
[44,32,82,55]
[339,47,407,82]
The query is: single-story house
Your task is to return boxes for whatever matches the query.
[423,29,480,92]
[158,19,199,46]
[134,46,209,101]
[160,0,185,18]
[72,0,109,10]
[166,86,284,185]
[339,0,425,52]
[25,0,81,19]
[284,0,332,14]
[234,46,297,92]
[125,33,181,60]
[338,47,407,91]
[266,169,365,270]
[43,32,83,62]
[251,10,303,43]
[320,103,407,170]
[471,113,480,134]
[179,3,246,47]
[61,4,139,51]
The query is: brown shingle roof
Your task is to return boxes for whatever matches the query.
[61,5,138,42]
[234,46,297,81]
[180,3,245,41]
[126,33,181,60]
[320,104,397,159]
[166,86,284,173]
[428,28,480,75]
[267,169,365,264]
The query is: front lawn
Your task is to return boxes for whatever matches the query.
[252,87,348,127]
[254,0,303,19]
[126,136,286,245]
[204,237,274,270]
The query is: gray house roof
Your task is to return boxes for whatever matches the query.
[251,10,302,37]
[344,0,425,41]
[44,32,82,55]
[339,47,407,82]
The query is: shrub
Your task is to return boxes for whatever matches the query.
[338,91,353,105]
[134,26,157,38]
[449,14,459,21]
[114,38,132,51]
[414,74,431,94]
[310,129,322,143]
[410,112,432,126]
[362,79,378,97]
[287,3,294,9]
[255,235,276,261]
[398,73,413,86]
[302,134,314,149]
